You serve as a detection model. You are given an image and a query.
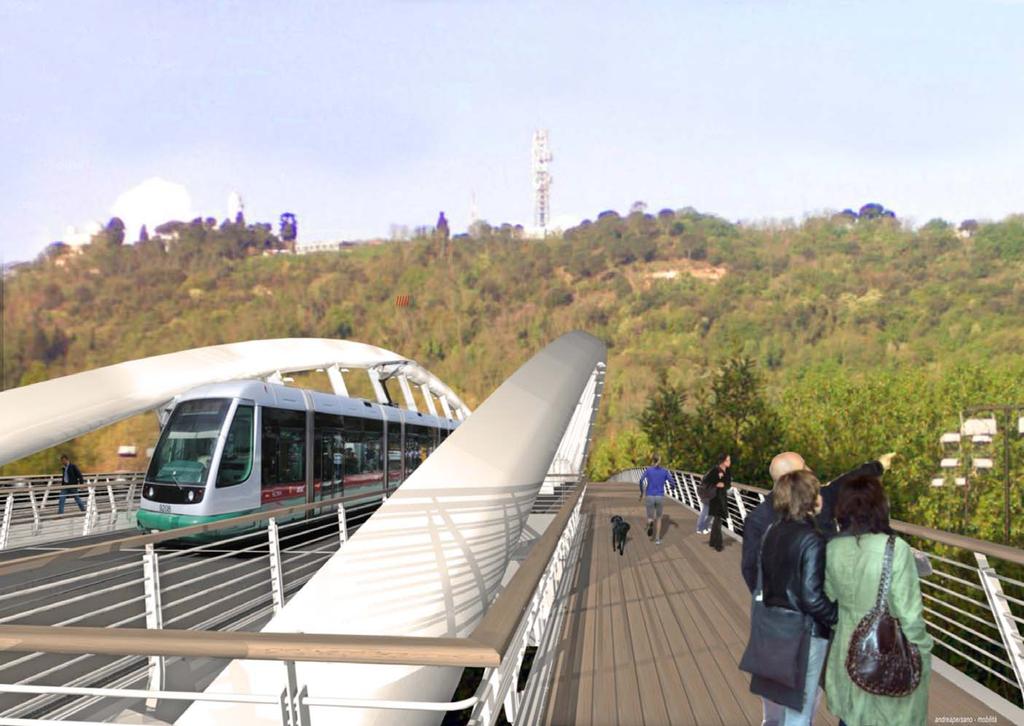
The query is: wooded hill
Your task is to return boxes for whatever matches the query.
[5,208,1024,543]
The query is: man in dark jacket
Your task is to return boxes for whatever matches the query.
[58,454,87,514]
[741,451,894,592]
[698,454,730,535]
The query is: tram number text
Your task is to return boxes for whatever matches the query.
[159,504,172,514]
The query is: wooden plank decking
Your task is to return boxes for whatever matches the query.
[542,483,1008,725]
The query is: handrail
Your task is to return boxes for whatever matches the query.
[471,485,584,655]
[0,488,385,578]
[0,624,498,668]
[714,478,1024,566]
[0,472,144,482]
[0,484,586,669]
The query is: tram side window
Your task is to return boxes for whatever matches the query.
[405,424,431,474]
[314,413,345,484]
[262,407,306,486]
[340,418,363,475]
[361,419,383,474]
[216,405,254,487]
[387,422,403,478]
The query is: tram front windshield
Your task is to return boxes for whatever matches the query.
[147,399,232,485]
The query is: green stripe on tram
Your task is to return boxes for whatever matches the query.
[137,495,320,537]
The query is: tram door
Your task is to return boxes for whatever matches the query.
[313,413,345,508]
[386,420,404,493]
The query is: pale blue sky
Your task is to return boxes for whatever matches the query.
[1,0,1022,261]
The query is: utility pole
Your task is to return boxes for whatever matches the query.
[532,129,552,231]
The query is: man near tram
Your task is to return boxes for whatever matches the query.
[58,454,87,514]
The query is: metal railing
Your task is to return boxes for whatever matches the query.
[610,467,1024,709]
[0,473,146,550]
[0,484,588,724]
[0,487,390,722]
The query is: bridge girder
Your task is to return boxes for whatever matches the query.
[0,338,470,466]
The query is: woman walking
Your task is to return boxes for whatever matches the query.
[824,475,932,726]
[698,453,730,535]
[750,469,836,725]
[707,454,732,551]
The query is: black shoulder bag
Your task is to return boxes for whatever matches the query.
[739,523,812,690]
[845,535,923,697]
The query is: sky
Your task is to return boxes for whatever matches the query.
[1,0,1023,262]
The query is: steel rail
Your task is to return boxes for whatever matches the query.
[0,490,385,578]
[0,486,585,669]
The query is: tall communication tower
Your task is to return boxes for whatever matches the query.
[532,129,553,229]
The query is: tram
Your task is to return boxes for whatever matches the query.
[137,380,458,534]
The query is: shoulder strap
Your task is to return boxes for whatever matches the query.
[755,521,777,596]
[873,535,896,611]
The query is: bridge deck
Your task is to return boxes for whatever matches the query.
[543,483,1005,725]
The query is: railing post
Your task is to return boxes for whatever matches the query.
[41,476,53,509]
[27,486,40,533]
[976,553,1024,700]
[279,659,306,726]
[106,484,117,517]
[337,503,348,546]
[689,474,703,510]
[732,488,748,523]
[0,494,12,550]
[503,674,521,723]
[82,486,98,536]
[268,517,286,614]
[142,542,164,709]
[126,478,138,510]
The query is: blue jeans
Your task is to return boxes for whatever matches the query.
[58,489,86,514]
[696,501,712,531]
[781,635,827,725]
[761,696,784,726]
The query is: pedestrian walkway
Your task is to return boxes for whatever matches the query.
[543,483,1004,725]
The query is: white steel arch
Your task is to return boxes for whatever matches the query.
[175,330,607,726]
[0,338,469,467]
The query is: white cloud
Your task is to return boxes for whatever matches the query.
[110,177,193,241]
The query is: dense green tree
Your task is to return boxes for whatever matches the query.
[637,373,693,467]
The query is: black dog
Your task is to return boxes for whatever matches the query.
[610,515,630,556]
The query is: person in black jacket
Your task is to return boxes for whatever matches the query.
[699,453,730,535]
[706,454,732,551]
[749,469,837,724]
[741,452,895,594]
[58,454,87,514]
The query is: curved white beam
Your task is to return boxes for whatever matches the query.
[175,330,607,726]
[0,338,469,466]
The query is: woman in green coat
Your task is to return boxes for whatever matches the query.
[824,474,933,726]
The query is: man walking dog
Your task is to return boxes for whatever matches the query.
[638,455,671,545]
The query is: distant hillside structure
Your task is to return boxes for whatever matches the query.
[279,213,298,250]
[532,129,553,229]
[436,211,450,240]
[61,222,103,250]
[228,192,245,224]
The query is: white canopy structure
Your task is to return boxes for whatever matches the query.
[175,330,607,726]
[0,338,469,467]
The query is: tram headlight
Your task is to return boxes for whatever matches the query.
[147,487,154,498]
[187,490,195,503]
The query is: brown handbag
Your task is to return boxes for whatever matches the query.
[845,535,923,697]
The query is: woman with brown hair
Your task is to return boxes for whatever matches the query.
[749,469,837,725]
[824,474,932,726]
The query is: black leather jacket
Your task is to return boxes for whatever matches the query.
[759,518,837,638]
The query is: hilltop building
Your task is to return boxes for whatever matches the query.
[60,222,103,250]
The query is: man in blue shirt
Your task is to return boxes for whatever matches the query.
[638,455,671,545]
